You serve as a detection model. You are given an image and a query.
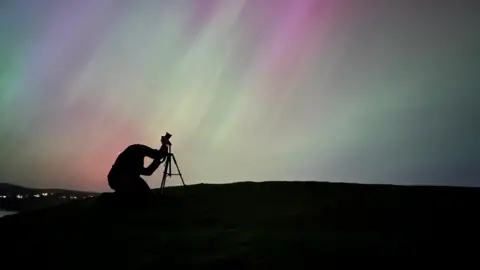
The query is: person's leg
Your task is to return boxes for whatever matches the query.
[132,176,155,199]
[106,173,132,207]
[109,172,142,195]
[108,173,121,192]
[125,176,154,207]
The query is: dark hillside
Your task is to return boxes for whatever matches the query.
[0,183,99,212]
[1,181,479,269]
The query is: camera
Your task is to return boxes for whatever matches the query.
[161,132,172,146]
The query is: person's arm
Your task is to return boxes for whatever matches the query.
[142,157,163,176]
[139,145,167,176]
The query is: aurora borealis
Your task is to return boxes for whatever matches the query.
[0,0,479,191]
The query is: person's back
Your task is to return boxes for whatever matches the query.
[111,144,152,175]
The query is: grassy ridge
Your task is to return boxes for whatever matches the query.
[1,181,479,269]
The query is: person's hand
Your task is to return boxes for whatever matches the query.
[161,136,172,146]
[159,144,168,153]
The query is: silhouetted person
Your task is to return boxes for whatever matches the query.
[108,143,169,199]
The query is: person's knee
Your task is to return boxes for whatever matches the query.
[108,177,119,191]
[135,177,150,188]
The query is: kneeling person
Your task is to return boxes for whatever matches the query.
[108,143,168,197]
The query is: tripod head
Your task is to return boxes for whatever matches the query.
[161,132,172,146]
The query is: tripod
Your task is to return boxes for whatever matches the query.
[160,145,186,194]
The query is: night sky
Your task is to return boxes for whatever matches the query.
[0,0,479,191]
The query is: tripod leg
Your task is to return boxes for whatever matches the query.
[168,154,172,176]
[171,154,187,188]
[160,155,170,194]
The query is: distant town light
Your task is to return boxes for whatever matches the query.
[41,193,48,196]
[16,194,23,199]
[34,194,40,198]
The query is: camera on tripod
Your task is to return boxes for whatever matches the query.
[161,132,172,146]
[158,132,186,194]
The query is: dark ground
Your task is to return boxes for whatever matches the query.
[0,181,479,269]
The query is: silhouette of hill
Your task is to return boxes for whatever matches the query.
[0,182,98,195]
[0,181,478,269]
[0,183,33,194]
[0,183,99,212]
